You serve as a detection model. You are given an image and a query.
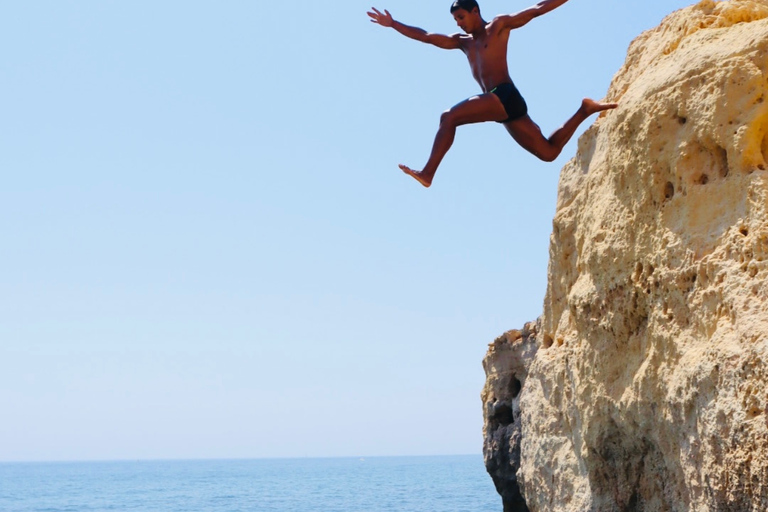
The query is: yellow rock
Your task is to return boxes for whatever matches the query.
[483,2,768,510]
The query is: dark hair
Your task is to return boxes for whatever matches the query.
[450,0,479,13]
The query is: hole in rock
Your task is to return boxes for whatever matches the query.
[740,227,749,236]
[678,116,687,125]
[718,147,729,178]
[493,404,514,427]
[510,376,522,399]
[696,174,710,185]
[664,182,675,200]
[747,406,763,419]
[542,334,554,348]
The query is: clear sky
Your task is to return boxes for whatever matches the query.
[1,0,695,462]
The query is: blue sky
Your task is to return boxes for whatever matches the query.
[1,0,694,461]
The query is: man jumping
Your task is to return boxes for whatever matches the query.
[368,0,618,187]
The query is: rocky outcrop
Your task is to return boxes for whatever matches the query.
[483,1,768,511]
[482,325,538,512]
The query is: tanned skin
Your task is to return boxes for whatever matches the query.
[367,1,618,187]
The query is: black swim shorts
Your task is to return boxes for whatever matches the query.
[490,82,528,123]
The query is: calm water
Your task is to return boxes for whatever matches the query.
[0,455,501,511]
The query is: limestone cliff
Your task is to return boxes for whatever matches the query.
[482,1,768,511]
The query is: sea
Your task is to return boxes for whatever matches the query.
[0,455,501,512]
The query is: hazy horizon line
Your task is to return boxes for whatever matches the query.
[0,453,484,465]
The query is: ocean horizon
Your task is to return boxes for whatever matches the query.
[0,454,500,511]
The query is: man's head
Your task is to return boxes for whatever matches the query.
[450,0,481,33]
[450,0,479,14]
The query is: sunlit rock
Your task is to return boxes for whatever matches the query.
[483,1,768,510]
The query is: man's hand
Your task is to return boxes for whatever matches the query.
[367,7,394,28]
[367,7,461,50]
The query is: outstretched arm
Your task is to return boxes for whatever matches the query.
[367,7,462,50]
[495,0,570,31]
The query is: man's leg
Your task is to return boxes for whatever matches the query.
[401,94,508,187]
[505,98,617,162]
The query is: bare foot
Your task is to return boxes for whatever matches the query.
[581,98,619,116]
[399,164,433,188]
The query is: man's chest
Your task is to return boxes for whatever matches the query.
[464,39,506,64]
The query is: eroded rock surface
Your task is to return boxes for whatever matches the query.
[483,1,768,511]
[482,325,538,512]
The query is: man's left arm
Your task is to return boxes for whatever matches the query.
[494,0,570,31]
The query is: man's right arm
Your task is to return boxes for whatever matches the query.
[368,8,462,50]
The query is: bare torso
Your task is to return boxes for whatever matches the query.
[458,20,513,93]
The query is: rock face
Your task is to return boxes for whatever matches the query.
[482,1,768,511]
